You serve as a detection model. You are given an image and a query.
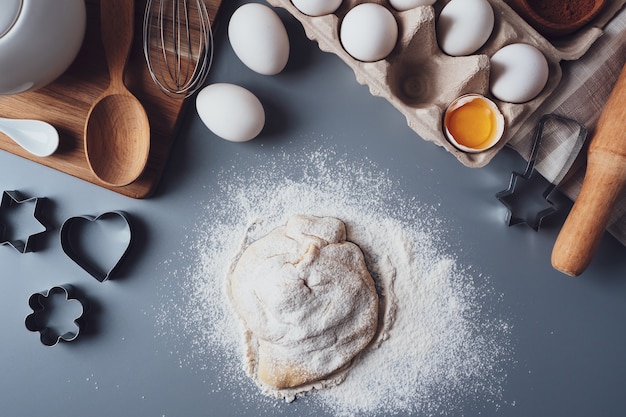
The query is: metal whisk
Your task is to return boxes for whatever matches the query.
[143,0,214,98]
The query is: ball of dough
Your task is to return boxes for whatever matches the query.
[228,215,379,389]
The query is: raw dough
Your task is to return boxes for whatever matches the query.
[227,215,379,390]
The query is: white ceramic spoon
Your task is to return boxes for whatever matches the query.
[0,117,59,157]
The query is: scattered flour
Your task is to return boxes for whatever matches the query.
[157,143,512,416]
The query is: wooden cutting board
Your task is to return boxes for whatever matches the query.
[0,0,222,199]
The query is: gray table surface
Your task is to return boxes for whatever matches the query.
[2,1,626,416]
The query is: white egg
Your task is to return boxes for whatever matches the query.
[437,0,494,56]
[228,3,290,75]
[490,43,549,103]
[340,3,398,62]
[291,0,342,16]
[389,0,436,12]
[196,83,265,142]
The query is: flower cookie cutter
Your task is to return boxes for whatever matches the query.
[25,284,88,347]
[0,190,49,253]
[496,114,587,230]
[60,211,134,282]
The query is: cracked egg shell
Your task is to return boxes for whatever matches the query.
[444,94,504,153]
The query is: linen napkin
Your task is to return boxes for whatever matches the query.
[507,9,626,246]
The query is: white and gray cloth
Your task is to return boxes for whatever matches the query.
[508,9,626,246]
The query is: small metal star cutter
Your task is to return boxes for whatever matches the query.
[0,190,49,253]
[496,114,587,231]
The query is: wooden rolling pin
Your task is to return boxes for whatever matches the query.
[552,63,626,276]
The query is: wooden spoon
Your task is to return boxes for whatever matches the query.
[551,64,626,276]
[84,0,150,187]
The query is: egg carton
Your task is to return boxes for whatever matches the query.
[267,0,626,167]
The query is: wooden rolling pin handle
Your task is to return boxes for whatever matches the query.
[551,64,626,276]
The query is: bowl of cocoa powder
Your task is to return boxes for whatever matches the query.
[511,0,606,38]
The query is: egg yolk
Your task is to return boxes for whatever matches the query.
[445,98,498,150]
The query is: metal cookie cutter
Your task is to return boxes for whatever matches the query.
[60,211,134,282]
[496,114,587,231]
[0,190,49,253]
[25,284,88,347]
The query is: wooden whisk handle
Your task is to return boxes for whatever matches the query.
[552,64,626,276]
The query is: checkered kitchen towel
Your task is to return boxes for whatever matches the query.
[508,9,626,246]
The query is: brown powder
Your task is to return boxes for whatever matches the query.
[527,0,595,24]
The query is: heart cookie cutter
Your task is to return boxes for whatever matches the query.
[0,190,49,253]
[60,211,134,282]
[25,284,88,347]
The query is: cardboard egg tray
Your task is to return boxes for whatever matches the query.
[267,0,626,167]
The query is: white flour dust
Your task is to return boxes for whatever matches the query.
[157,144,512,416]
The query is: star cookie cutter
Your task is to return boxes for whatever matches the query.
[25,284,88,347]
[496,114,587,231]
[0,190,49,253]
[60,211,134,282]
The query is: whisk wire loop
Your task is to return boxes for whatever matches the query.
[143,0,214,98]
